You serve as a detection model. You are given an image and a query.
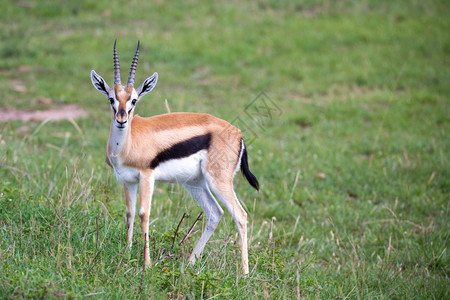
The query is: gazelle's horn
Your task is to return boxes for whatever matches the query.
[127,41,140,86]
[114,39,121,85]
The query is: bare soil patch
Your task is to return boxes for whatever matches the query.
[0,104,88,122]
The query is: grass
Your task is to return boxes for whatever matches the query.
[0,0,449,298]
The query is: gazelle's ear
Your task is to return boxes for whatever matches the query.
[90,70,111,97]
[137,72,158,100]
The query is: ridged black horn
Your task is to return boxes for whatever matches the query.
[127,41,140,86]
[114,40,121,85]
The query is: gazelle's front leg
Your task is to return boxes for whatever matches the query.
[139,170,154,265]
[124,183,137,247]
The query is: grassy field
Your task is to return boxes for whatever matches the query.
[0,0,449,298]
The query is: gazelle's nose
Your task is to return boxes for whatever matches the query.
[116,108,128,126]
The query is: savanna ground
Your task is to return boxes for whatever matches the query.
[0,0,449,298]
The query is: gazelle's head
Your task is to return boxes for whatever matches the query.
[90,41,158,130]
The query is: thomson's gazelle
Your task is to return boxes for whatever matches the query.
[90,41,259,274]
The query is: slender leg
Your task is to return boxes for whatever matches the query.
[124,183,137,247]
[183,180,224,264]
[139,170,154,265]
[208,180,249,274]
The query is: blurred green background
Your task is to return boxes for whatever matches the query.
[0,0,448,298]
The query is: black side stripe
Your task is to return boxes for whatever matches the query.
[150,133,212,169]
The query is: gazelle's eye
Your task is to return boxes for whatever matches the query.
[131,99,137,106]
[109,98,114,104]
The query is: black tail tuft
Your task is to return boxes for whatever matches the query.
[240,142,259,191]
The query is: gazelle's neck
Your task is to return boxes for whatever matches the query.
[109,120,130,156]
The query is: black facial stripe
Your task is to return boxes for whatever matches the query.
[150,133,212,169]
[129,100,137,114]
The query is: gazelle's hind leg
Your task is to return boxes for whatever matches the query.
[183,180,224,265]
[207,179,249,275]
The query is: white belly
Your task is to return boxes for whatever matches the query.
[153,150,206,184]
[108,150,206,185]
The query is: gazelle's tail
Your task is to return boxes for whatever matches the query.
[240,140,259,191]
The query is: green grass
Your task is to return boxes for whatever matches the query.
[1,0,449,298]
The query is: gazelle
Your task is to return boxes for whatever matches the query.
[90,41,259,274]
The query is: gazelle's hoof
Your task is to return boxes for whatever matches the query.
[188,255,197,265]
